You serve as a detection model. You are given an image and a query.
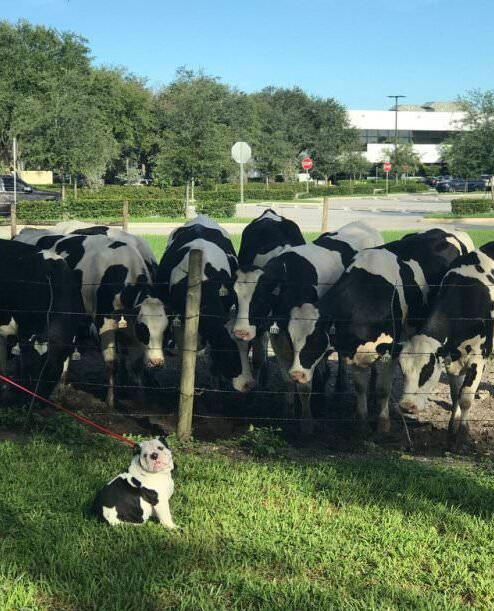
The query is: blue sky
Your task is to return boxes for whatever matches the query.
[6,0,494,109]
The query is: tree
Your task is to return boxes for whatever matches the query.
[152,68,234,186]
[380,144,421,176]
[339,151,372,180]
[444,90,494,177]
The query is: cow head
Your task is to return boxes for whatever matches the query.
[120,285,168,369]
[287,303,333,384]
[398,334,444,414]
[208,321,256,393]
[233,266,281,341]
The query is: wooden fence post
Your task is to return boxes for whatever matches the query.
[177,249,203,441]
[10,203,16,238]
[321,197,329,233]
[122,200,129,232]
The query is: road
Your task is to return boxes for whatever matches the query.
[1,193,493,238]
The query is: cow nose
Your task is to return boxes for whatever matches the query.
[150,452,158,460]
[290,370,307,384]
[234,329,250,340]
[400,400,419,415]
[242,379,256,392]
[148,357,164,368]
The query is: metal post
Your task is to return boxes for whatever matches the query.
[11,138,17,238]
[122,200,129,232]
[61,183,65,201]
[191,177,195,202]
[306,169,309,193]
[74,176,77,200]
[185,181,190,217]
[386,171,389,195]
[240,162,244,204]
[321,197,329,233]
[387,95,405,184]
[177,249,203,441]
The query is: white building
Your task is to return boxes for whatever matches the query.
[347,101,464,165]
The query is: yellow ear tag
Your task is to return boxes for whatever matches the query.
[11,343,20,356]
[118,315,128,329]
[172,317,182,327]
[71,347,81,361]
[219,285,229,297]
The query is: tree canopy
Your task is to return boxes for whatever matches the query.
[0,20,358,184]
[444,90,494,177]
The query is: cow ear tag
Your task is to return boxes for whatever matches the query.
[269,321,280,335]
[219,285,229,297]
[329,323,336,337]
[11,343,20,356]
[118,315,128,329]
[172,317,182,328]
[71,346,81,361]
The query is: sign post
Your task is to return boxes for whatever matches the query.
[11,137,17,238]
[231,142,252,204]
[383,161,391,196]
[301,156,313,193]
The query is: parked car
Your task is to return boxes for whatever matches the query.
[0,174,60,215]
[435,178,486,193]
[428,175,454,187]
[480,174,493,188]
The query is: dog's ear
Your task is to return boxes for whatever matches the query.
[158,434,169,448]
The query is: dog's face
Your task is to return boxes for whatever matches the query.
[136,437,173,473]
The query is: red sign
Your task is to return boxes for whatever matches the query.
[383,162,392,173]
[301,156,313,170]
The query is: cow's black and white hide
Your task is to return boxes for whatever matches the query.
[234,209,305,377]
[398,243,494,447]
[237,208,305,268]
[15,231,168,407]
[293,228,474,433]
[53,221,158,279]
[233,221,383,427]
[93,437,177,527]
[0,239,88,399]
[157,216,255,393]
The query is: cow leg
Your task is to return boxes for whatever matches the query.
[296,382,313,435]
[271,332,296,418]
[335,353,348,393]
[99,318,118,409]
[352,365,370,430]
[374,358,395,433]
[449,360,484,449]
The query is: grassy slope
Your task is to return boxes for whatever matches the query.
[2,434,494,610]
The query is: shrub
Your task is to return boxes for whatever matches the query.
[195,199,236,217]
[451,198,492,215]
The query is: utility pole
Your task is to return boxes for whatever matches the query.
[387,95,406,183]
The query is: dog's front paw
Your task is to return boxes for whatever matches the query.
[163,522,180,530]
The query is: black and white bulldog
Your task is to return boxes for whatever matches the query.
[94,438,177,528]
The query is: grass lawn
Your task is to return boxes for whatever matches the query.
[3,430,494,610]
[144,229,494,260]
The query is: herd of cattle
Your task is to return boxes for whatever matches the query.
[1,210,493,446]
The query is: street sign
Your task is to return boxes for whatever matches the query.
[301,156,313,170]
[383,162,392,173]
[231,141,251,204]
[231,141,252,164]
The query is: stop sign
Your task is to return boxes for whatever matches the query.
[301,156,313,170]
[383,162,392,173]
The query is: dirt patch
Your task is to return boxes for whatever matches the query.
[3,343,494,455]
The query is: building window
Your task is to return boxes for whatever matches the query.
[411,131,452,144]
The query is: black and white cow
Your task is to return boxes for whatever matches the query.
[233,221,383,425]
[398,241,494,446]
[289,228,474,433]
[15,231,168,407]
[237,208,305,268]
[157,215,255,393]
[235,209,305,374]
[54,221,158,279]
[0,239,87,398]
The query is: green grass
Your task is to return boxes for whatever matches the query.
[143,229,494,260]
[2,432,494,609]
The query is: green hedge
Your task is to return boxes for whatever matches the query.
[303,181,429,198]
[451,198,492,216]
[195,199,236,217]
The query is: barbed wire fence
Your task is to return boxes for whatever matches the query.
[1,246,494,450]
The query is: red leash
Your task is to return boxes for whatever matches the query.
[0,373,137,448]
